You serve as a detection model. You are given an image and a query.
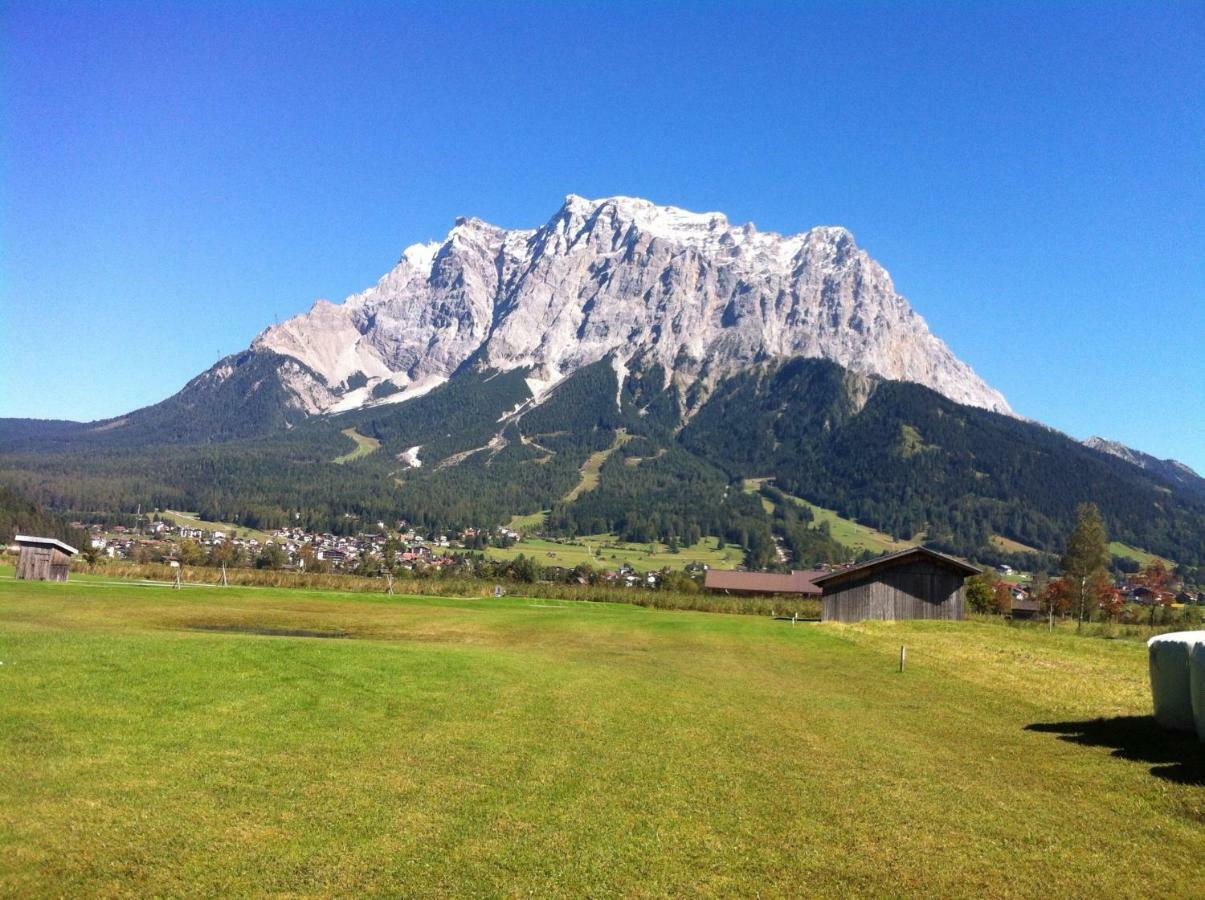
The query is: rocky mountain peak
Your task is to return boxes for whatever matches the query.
[1083,436,1203,494]
[247,195,1010,416]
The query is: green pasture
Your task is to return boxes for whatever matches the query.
[1109,541,1173,568]
[0,578,1200,896]
[332,427,382,464]
[989,534,1041,556]
[505,509,550,532]
[485,534,742,572]
[157,510,272,543]
[744,479,915,556]
[562,429,631,503]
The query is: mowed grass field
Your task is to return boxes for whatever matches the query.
[1,580,1202,897]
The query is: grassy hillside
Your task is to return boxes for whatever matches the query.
[562,429,631,503]
[1108,541,1174,568]
[1,580,1200,896]
[743,478,914,556]
[990,534,1041,555]
[332,427,381,464]
[5,358,1204,566]
[506,510,550,532]
[157,510,272,542]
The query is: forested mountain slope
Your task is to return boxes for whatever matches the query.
[2,357,1202,567]
[0,484,89,549]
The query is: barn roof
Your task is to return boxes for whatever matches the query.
[704,569,824,595]
[14,534,79,556]
[811,546,979,587]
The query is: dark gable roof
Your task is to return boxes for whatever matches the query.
[811,546,979,588]
[704,569,824,595]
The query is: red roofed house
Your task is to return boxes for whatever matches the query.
[704,569,824,597]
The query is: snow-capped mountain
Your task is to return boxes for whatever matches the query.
[245,195,1009,416]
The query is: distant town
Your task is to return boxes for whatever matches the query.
[65,510,1203,610]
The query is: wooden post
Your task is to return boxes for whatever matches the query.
[220,563,228,587]
[386,571,394,595]
[899,645,906,673]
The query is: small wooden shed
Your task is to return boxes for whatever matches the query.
[814,547,980,623]
[14,535,79,582]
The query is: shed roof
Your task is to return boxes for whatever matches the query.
[704,569,824,595]
[14,534,79,556]
[811,546,979,588]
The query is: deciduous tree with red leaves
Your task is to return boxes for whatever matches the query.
[1138,560,1175,624]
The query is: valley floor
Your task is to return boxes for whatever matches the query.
[0,580,1201,897]
[485,533,744,572]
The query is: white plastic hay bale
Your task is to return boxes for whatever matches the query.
[1191,641,1205,743]
[1147,631,1205,732]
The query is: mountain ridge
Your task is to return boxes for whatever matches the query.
[3,197,1201,570]
[1082,436,1204,496]
[211,194,1012,421]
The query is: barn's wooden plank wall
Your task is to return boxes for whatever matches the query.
[821,559,965,622]
[15,546,72,582]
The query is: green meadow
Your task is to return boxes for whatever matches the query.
[1108,540,1173,569]
[485,534,743,572]
[156,510,273,543]
[332,427,382,465]
[743,478,915,556]
[0,579,1201,897]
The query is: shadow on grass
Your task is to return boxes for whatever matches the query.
[1026,716,1204,785]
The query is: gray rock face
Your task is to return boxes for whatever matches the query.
[249,195,1010,415]
[1083,436,1202,490]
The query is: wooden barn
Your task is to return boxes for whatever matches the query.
[813,547,979,622]
[704,569,824,597]
[14,535,79,582]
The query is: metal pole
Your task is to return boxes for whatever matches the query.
[899,645,906,673]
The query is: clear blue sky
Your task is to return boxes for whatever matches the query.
[2,2,1202,470]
